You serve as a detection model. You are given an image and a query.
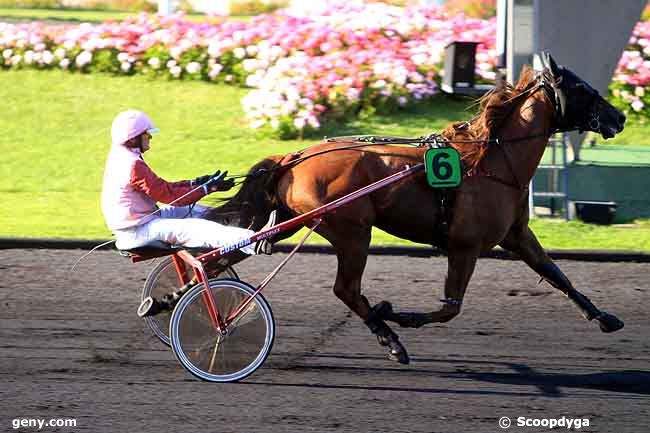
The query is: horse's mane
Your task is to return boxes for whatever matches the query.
[442,66,538,170]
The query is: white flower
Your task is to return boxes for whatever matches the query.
[147,57,160,69]
[170,65,182,77]
[412,53,428,65]
[246,45,258,56]
[75,50,92,68]
[233,47,246,59]
[24,50,34,65]
[246,73,262,87]
[2,49,12,59]
[293,117,306,129]
[346,88,360,101]
[10,54,22,65]
[121,62,131,72]
[54,48,66,59]
[398,96,408,106]
[242,58,259,72]
[63,40,75,50]
[631,99,644,112]
[42,51,54,65]
[208,63,223,80]
[59,58,70,69]
[635,86,645,97]
[207,43,222,58]
[185,61,201,74]
[166,59,177,68]
[117,52,129,63]
[307,115,320,129]
[169,46,183,59]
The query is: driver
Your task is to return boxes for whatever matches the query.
[101,109,275,255]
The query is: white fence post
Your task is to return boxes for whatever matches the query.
[158,0,175,15]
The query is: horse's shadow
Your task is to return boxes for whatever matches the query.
[442,366,650,397]
[257,355,650,398]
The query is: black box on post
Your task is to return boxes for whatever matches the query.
[442,41,479,94]
[574,201,617,225]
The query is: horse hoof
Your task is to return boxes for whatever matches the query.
[596,312,624,333]
[386,340,410,364]
[388,348,410,365]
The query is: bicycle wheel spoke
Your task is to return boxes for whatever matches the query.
[208,334,222,373]
[170,279,275,382]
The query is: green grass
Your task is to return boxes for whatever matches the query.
[0,7,147,22]
[1,68,649,252]
[0,7,251,23]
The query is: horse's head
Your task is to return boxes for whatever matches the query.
[539,52,626,139]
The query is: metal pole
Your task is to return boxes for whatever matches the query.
[158,0,174,15]
[562,132,570,220]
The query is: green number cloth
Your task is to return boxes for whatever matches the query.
[424,148,462,188]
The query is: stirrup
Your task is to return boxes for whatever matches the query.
[137,296,168,317]
[137,282,194,317]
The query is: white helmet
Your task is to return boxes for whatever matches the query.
[111,110,159,147]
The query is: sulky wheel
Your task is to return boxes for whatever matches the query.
[141,256,238,346]
[169,278,275,382]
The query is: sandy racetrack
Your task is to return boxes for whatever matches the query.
[1,249,648,432]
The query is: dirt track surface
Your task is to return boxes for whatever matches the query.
[1,249,649,433]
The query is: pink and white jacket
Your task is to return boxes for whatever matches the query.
[101,143,207,231]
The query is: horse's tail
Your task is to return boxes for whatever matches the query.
[207,156,284,230]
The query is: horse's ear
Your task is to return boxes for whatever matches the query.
[533,52,546,72]
[545,52,560,75]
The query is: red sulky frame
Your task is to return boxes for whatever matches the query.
[131,163,425,334]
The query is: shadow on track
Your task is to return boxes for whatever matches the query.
[260,353,650,398]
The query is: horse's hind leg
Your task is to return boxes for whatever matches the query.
[500,224,624,333]
[373,246,479,328]
[324,225,410,364]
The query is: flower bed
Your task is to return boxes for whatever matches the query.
[0,1,647,137]
[611,20,650,121]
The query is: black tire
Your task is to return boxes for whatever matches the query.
[169,278,275,382]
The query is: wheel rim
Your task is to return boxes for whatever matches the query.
[142,257,237,346]
[170,279,274,382]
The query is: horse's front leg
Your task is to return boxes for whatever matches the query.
[374,247,479,328]
[325,224,410,364]
[500,224,624,333]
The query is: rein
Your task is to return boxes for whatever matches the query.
[235,70,573,191]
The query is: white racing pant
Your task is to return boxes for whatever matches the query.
[114,204,256,254]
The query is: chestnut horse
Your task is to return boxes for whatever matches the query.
[208,53,626,364]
